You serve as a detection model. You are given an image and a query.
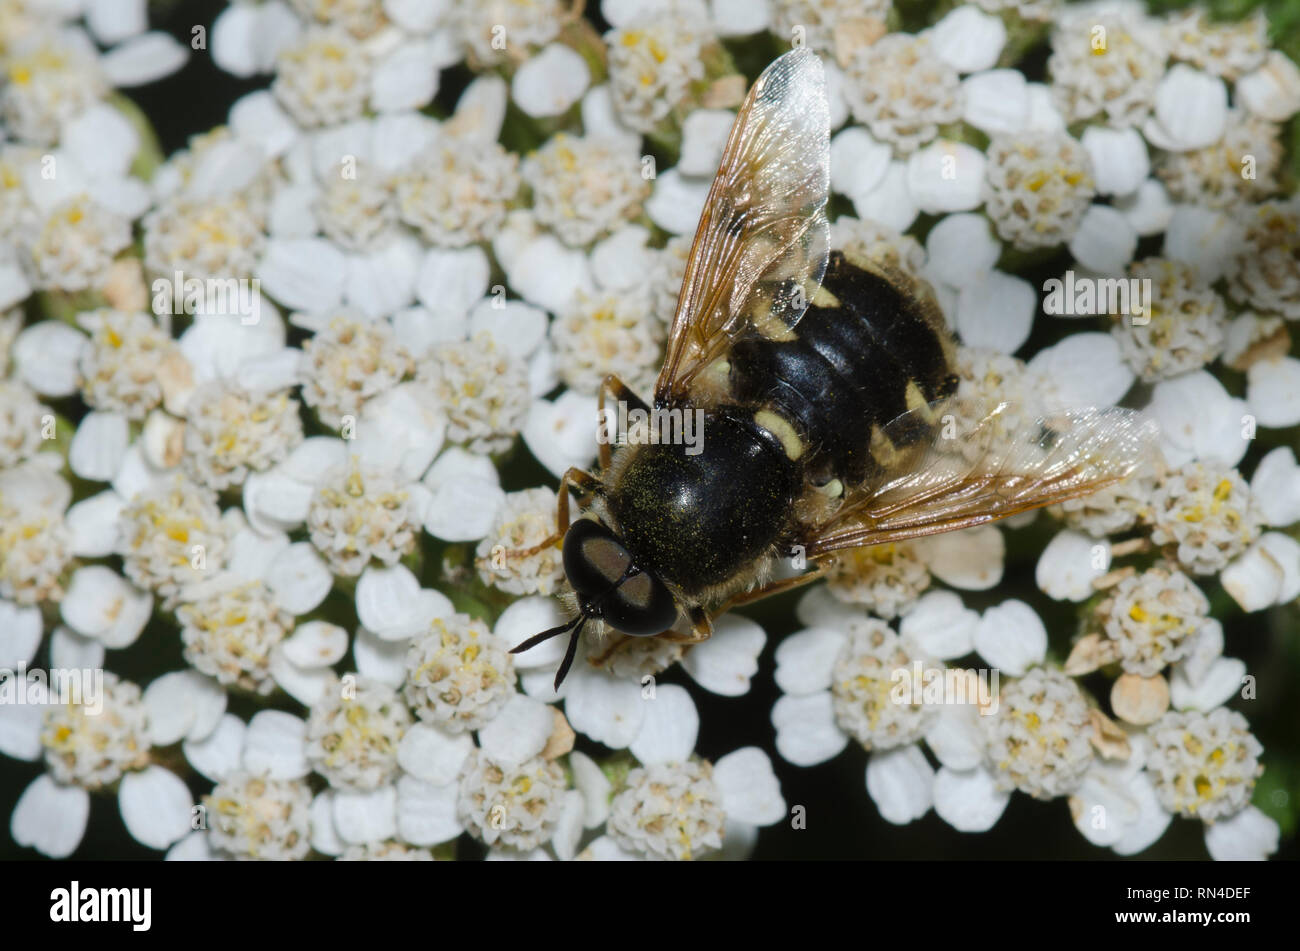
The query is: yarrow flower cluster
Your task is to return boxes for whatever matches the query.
[0,0,1293,866]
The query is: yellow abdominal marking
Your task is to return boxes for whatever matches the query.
[755,410,804,461]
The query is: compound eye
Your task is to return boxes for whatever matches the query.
[603,570,679,637]
[562,518,631,598]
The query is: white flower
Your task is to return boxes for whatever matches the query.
[176,575,294,695]
[605,8,711,133]
[1048,6,1167,127]
[474,487,566,596]
[300,313,412,429]
[983,667,1094,800]
[0,463,74,605]
[1149,461,1263,576]
[305,675,410,790]
[843,33,963,155]
[6,673,195,857]
[553,286,664,396]
[394,137,520,248]
[1164,7,1268,81]
[982,130,1095,250]
[273,26,371,128]
[404,613,516,732]
[1103,567,1210,677]
[929,5,1005,74]
[1229,199,1300,320]
[119,474,227,607]
[453,0,565,67]
[307,456,423,576]
[522,133,649,248]
[1146,708,1262,823]
[418,333,530,455]
[767,0,891,54]
[1156,110,1281,209]
[205,771,313,860]
[1142,65,1228,152]
[1112,258,1226,382]
[182,381,304,490]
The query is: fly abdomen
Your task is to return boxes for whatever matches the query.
[729,250,958,485]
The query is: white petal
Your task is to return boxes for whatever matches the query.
[166,830,225,861]
[503,233,594,316]
[961,69,1028,136]
[13,321,85,398]
[570,750,612,828]
[87,0,148,45]
[282,620,349,668]
[63,103,139,178]
[343,237,421,319]
[1036,530,1109,602]
[512,43,590,118]
[310,790,342,855]
[0,695,45,761]
[397,723,474,786]
[773,627,846,695]
[468,299,547,361]
[494,596,570,669]
[11,775,89,858]
[353,627,408,687]
[590,226,656,293]
[1176,617,1223,688]
[1169,657,1245,712]
[1111,772,1173,856]
[906,142,986,214]
[183,713,246,783]
[899,590,978,661]
[478,693,556,766]
[552,789,586,860]
[370,40,439,113]
[924,213,1000,290]
[1251,447,1300,528]
[265,542,333,616]
[241,710,308,779]
[1204,805,1279,861]
[865,745,934,824]
[355,564,425,640]
[523,392,599,479]
[270,648,335,707]
[423,448,505,541]
[1069,205,1137,275]
[679,109,736,178]
[919,524,1005,590]
[851,161,917,232]
[229,91,299,159]
[645,168,711,235]
[932,766,1009,832]
[711,0,770,35]
[383,0,445,32]
[333,786,397,844]
[680,614,764,696]
[1146,65,1227,152]
[1221,543,1284,613]
[563,669,646,750]
[628,683,698,765]
[771,691,849,767]
[1237,51,1300,123]
[955,270,1035,352]
[101,31,189,86]
[119,766,193,850]
[930,6,1005,73]
[0,601,41,668]
[1162,205,1243,283]
[144,670,226,746]
[50,626,105,672]
[830,126,891,200]
[714,746,785,825]
[395,774,462,845]
[256,238,347,314]
[66,491,126,558]
[1114,178,1174,237]
[1080,126,1148,197]
[974,600,1047,675]
[1026,332,1134,408]
[60,566,152,648]
[1247,356,1300,429]
[1258,532,1300,603]
[925,703,985,771]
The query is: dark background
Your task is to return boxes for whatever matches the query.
[1,0,1296,861]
